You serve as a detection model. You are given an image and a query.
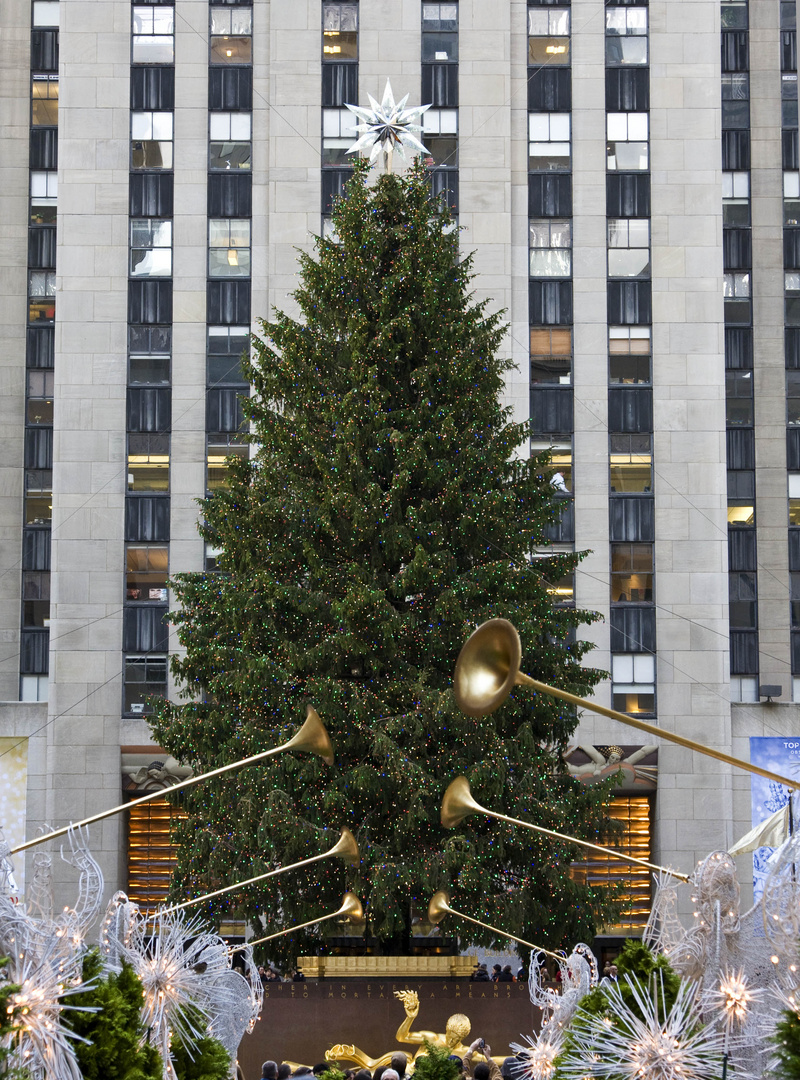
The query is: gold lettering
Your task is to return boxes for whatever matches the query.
[354,993,359,999]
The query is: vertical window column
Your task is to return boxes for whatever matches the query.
[123,2,175,716]
[322,1,358,235]
[528,1,573,556]
[422,2,458,214]
[21,0,60,701]
[205,4,252,534]
[605,0,654,716]
[720,0,758,699]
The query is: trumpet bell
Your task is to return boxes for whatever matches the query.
[331,827,360,866]
[428,890,452,925]
[284,705,334,766]
[440,776,486,830]
[453,619,522,717]
[337,891,365,924]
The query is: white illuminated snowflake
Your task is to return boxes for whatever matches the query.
[511,1030,564,1080]
[345,80,430,171]
[556,974,723,1080]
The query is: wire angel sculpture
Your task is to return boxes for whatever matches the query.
[0,825,103,1080]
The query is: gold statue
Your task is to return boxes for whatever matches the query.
[326,989,493,1069]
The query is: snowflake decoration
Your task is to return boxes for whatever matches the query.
[556,974,723,1080]
[345,79,431,172]
[511,1031,564,1080]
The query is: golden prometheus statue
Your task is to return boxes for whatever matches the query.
[326,989,496,1068]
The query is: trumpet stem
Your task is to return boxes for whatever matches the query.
[156,847,337,918]
[447,905,561,960]
[229,908,343,953]
[10,713,330,856]
[516,672,800,794]
[482,802,690,882]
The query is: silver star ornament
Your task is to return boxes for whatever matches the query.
[345,79,431,173]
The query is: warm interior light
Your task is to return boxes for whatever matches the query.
[226,49,232,56]
[546,45,566,54]
[227,249,238,266]
[323,45,342,53]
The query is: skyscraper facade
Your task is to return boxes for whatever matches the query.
[0,0,796,931]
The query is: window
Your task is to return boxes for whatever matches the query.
[132,6,174,64]
[790,472,800,525]
[30,170,57,224]
[131,112,173,169]
[322,107,358,166]
[22,571,50,628]
[792,572,800,628]
[20,674,48,701]
[723,170,750,226]
[528,8,570,66]
[532,437,572,492]
[529,221,571,278]
[611,654,655,715]
[784,74,798,128]
[33,2,59,27]
[205,542,223,571]
[731,675,758,702]
[209,219,251,278]
[129,325,171,384]
[530,327,571,385]
[123,655,168,715]
[607,219,650,278]
[721,73,749,129]
[721,1,748,29]
[208,325,250,385]
[611,543,653,603]
[789,371,800,424]
[727,472,755,524]
[724,271,751,298]
[26,397,53,426]
[27,370,54,399]
[207,434,248,490]
[610,434,652,493]
[25,470,52,525]
[130,220,172,278]
[422,109,458,167]
[29,271,55,324]
[210,7,253,64]
[128,434,169,492]
[422,3,458,61]
[31,76,58,125]
[785,172,800,225]
[726,370,753,425]
[127,545,168,602]
[609,326,651,384]
[209,112,252,170]
[607,113,648,171]
[323,3,358,60]
[605,8,647,66]
[729,570,757,628]
[529,113,570,171]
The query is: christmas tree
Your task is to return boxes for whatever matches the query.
[150,159,619,960]
[773,1006,800,1080]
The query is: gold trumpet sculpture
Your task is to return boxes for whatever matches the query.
[428,890,561,960]
[156,826,360,917]
[441,776,690,882]
[229,891,364,954]
[453,618,800,792]
[11,705,334,856]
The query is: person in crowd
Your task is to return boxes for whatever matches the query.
[381,1070,399,1080]
[373,1066,388,1080]
[470,963,491,982]
[261,1062,278,1080]
[498,965,514,983]
[293,968,306,982]
[293,1068,312,1077]
[463,1039,500,1080]
[313,1065,329,1076]
[500,1058,519,1080]
[516,965,527,983]
[390,1053,408,1080]
[490,965,502,983]
[278,1064,292,1080]
[354,1070,371,1080]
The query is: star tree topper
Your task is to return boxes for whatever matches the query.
[345,79,431,173]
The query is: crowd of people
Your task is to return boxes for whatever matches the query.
[468,963,524,983]
[258,965,306,985]
[258,1043,523,1080]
